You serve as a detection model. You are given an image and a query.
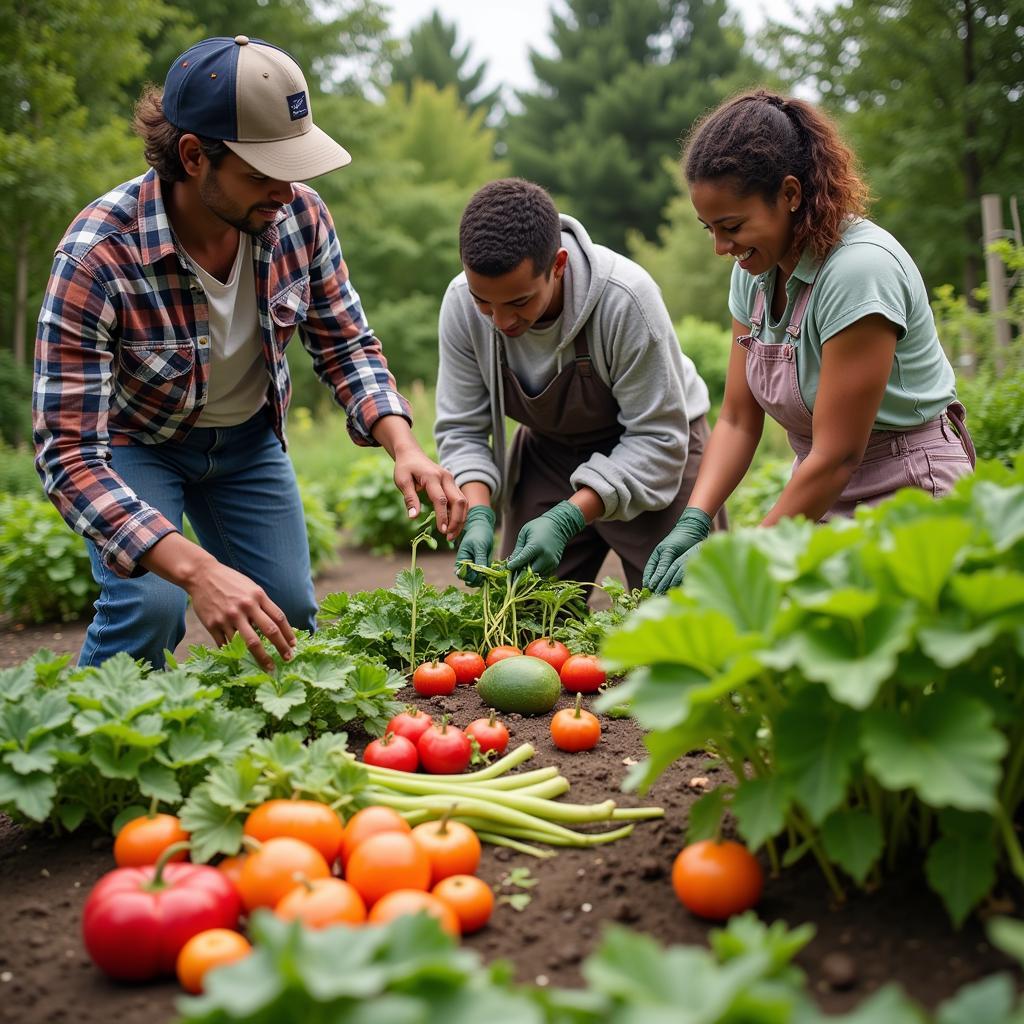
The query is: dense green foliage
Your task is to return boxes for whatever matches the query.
[600,462,1024,924]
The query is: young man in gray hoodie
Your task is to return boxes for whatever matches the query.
[435,178,723,590]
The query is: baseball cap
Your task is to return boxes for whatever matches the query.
[162,35,351,181]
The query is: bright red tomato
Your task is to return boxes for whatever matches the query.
[444,650,487,685]
[524,637,571,673]
[559,653,606,693]
[464,711,509,756]
[363,732,419,772]
[412,661,457,696]
[417,719,472,774]
[386,708,434,745]
[671,840,764,920]
[485,645,522,666]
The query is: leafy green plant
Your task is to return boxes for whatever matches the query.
[0,441,40,497]
[0,494,98,622]
[955,369,1024,463]
[727,457,793,527]
[599,463,1024,924]
[296,476,342,574]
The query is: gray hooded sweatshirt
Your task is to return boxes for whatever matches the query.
[434,215,710,521]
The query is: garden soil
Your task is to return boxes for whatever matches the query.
[0,545,1018,1023]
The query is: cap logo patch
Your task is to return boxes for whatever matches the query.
[286,90,309,120]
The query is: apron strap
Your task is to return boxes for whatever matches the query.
[573,333,592,378]
[785,282,814,339]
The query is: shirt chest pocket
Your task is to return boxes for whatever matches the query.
[118,341,196,412]
[269,278,311,345]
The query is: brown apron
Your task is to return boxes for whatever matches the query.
[740,283,976,519]
[497,333,724,589]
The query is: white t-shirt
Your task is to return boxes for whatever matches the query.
[192,233,269,427]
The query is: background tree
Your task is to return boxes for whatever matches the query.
[765,0,1024,296]
[390,11,501,122]
[505,0,762,251]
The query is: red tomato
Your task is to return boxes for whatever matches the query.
[550,694,601,752]
[113,813,190,868]
[386,707,434,745]
[176,928,251,994]
[524,637,571,673]
[417,719,472,774]
[412,660,457,696]
[671,840,764,920]
[243,800,345,865]
[559,653,606,693]
[444,650,487,685]
[464,711,509,756]
[363,731,419,772]
[82,850,241,981]
[485,645,522,666]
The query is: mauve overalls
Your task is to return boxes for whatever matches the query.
[739,282,975,517]
[496,333,726,589]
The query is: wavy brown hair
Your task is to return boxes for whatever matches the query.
[131,83,230,183]
[683,89,870,259]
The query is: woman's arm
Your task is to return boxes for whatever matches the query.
[686,320,767,517]
[761,313,897,525]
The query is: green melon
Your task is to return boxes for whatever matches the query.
[476,655,561,715]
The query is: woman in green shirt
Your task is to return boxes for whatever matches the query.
[644,89,975,593]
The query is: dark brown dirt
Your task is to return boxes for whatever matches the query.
[0,545,1018,1023]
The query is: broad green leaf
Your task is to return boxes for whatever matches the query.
[821,984,923,1023]
[615,662,747,733]
[936,974,1016,1024]
[57,801,87,832]
[863,693,1007,811]
[92,713,168,748]
[178,787,245,862]
[883,517,974,608]
[732,776,788,849]
[6,742,59,776]
[687,787,727,842]
[26,690,75,737]
[0,767,57,821]
[795,587,879,620]
[987,917,1024,967]
[164,726,223,768]
[206,760,271,812]
[950,570,1024,617]
[773,602,917,709]
[709,913,816,971]
[138,761,182,804]
[775,687,861,824]
[973,483,1024,552]
[285,655,355,692]
[88,736,153,780]
[925,831,997,927]
[749,517,815,580]
[820,810,882,884]
[683,533,781,633]
[919,614,1001,669]
[623,713,723,794]
[255,678,308,719]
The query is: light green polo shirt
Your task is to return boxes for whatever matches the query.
[728,218,957,429]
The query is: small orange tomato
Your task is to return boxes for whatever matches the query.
[550,693,601,752]
[275,877,367,929]
[432,874,494,934]
[345,831,431,907]
[113,813,190,867]
[243,799,345,865]
[216,854,247,891]
[411,818,481,884]
[485,645,522,667]
[368,889,460,937]
[236,837,331,912]
[175,928,251,994]
[340,805,412,866]
[671,840,764,920]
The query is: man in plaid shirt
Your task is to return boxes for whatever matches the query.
[34,36,466,670]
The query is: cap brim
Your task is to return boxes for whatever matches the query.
[225,124,351,181]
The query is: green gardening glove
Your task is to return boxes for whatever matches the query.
[642,507,713,594]
[507,500,587,578]
[455,505,496,587]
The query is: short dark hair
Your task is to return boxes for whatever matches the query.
[683,88,870,259]
[459,178,562,277]
[132,83,231,183]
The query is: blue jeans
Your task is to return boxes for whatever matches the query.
[79,408,318,669]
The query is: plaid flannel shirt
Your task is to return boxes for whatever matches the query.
[34,169,411,579]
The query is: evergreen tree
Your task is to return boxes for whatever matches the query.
[766,0,1024,296]
[506,0,761,250]
[391,11,501,121]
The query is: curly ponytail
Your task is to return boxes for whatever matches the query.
[683,88,870,259]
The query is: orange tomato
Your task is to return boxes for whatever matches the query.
[275,877,367,929]
[550,694,601,752]
[485,645,522,666]
[175,928,251,994]
[368,889,460,937]
[243,799,345,865]
[345,831,431,907]
[411,818,481,884]
[340,805,411,866]
[671,840,764,920]
[113,813,189,867]
[236,837,331,912]
[216,854,247,891]
[432,874,494,934]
